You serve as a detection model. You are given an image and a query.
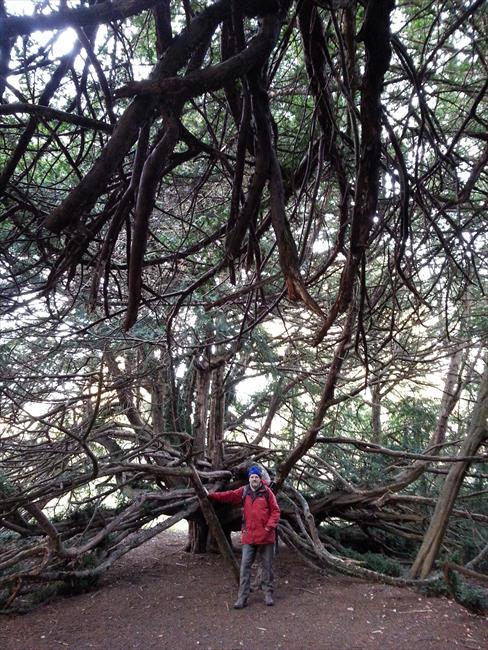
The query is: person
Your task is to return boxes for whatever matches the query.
[207,465,280,609]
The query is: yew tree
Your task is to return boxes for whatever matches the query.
[0,0,487,611]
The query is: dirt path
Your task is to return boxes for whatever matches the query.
[1,531,487,650]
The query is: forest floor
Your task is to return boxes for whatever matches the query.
[1,529,487,650]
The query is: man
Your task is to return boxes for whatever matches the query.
[208,465,280,609]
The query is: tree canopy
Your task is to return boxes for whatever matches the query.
[0,0,487,613]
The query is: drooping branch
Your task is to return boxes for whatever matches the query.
[42,0,246,233]
[190,466,239,582]
[314,0,395,345]
[124,112,180,330]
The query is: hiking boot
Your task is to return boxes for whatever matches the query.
[265,593,274,606]
[233,598,247,609]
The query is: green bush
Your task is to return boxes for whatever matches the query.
[362,552,403,577]
[422,570,488,615]
[420,576,451,598]
[337,545,403,577]
[456,581,488,615]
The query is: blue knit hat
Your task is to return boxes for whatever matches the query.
[248,465,262,477]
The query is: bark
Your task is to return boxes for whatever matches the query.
[192,359,211,460]
[220,16,244,128]
[370,381,382,445]
[116,14,281,101]
[153,0,172,57]
[392,345,468,487]
[0,102,112,132]
[431,347,464,447]
[187,518,209,554]
[298,0,349,250]
[208,365,225,468]
[246,67,324,318]
[105,350,149,439]
[410,359,488,578]
[150,367,167,437]
[250,378,292,446]
[43,0,233,233]
[124,113,180,330]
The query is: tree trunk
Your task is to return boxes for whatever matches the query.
[371,381,382,445]
[187,518,209,554]
[410,359,488,578]
[150,370,167,437]
[208,364,225,468]
[431,347,464,447]
[193,362,210,459]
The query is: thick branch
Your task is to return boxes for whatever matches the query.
[5,0,159,37]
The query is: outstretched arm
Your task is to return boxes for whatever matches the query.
[208,486,244,505]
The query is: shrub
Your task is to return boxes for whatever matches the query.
[456,581,488,615]
[362,552,403,577]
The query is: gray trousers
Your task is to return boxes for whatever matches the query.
[237,543,274,601]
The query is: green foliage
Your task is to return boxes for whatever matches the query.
[454,579,488,615]
[361,551,403,577]
[384,396,438,450]
[320,523,408,575]
[0,473,16,497]
[59,500,129,526]
[0,588,9,609]
[458,538,488,572]
[334,541,404,576]
[421,575,451,599]
[422,567,488,615]
[26,583,60,607]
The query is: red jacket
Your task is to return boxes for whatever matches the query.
[209,482,280,545]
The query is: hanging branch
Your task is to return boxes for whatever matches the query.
[314,0,395,345]
[124,113,180,330]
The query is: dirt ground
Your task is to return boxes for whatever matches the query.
[1,530,487,650]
